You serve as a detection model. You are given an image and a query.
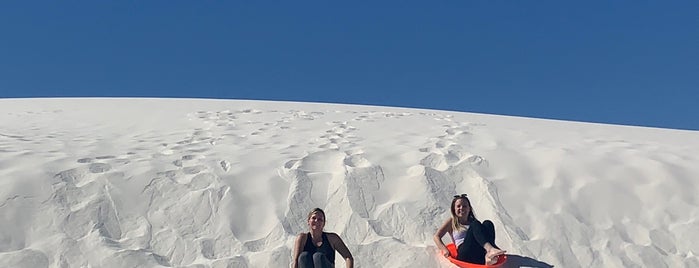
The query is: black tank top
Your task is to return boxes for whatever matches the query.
[303,232,335,264]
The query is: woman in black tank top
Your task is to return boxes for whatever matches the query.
[302,232,335,264]
[292,208,354,268]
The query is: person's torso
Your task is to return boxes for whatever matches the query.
[452,224,470,248]
[303,232,335,263]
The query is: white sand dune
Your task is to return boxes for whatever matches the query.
[1,98,697,268]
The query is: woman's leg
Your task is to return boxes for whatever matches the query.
[479,220,505,264]
[456,220,498,264]
[456,232,486,264]
[298,251,313,268]
[312,252,334,268]
[474,220,497,248]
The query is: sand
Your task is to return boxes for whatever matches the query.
[0,98,697,267]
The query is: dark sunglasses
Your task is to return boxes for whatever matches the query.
[453,194,468,198]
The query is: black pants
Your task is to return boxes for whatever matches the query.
[456,220,498,264]
[298,251,334,268]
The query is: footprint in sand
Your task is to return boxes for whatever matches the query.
[316,121,359,151]
[284,159,301,169]
[157,170,179,179]
[382,112,412,119]
[424,122,489,168]
[220,160,231,172]
[353,112,377,122]
[88,163,111,173]
[181,154,204,161]
[344,154,371,168]
[188,173,217,191]
[54,168,89,186]
[77,154,130,170]
[55,165,112,187]
[77,158,93,163]
[420,151,455,171]
[183,165,206,175]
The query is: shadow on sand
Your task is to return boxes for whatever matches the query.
[503,254,554,268]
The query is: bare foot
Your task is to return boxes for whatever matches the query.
[485,248,506,265]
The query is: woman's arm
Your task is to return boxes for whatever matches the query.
[292,233,306,268]
[433,218,453,257]
[328,233,354,268]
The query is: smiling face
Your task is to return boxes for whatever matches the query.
[453,198,471,220]
[307,210,326,231]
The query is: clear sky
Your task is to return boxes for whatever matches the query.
[2,1,697,130]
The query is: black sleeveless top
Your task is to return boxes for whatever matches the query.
[303,232,335,263]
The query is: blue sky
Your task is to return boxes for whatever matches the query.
[2,1,698,130]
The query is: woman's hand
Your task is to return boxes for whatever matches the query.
[442,249,451,258]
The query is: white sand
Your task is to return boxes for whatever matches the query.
[0,98,697,268]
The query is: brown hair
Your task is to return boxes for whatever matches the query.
[307,208,325,221]
[451,195,476,231]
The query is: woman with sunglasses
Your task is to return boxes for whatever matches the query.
[292,208,354,268]
[433,194,506,265]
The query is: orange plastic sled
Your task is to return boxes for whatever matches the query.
[445,243,507,268]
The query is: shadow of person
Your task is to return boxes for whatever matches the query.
[503,254,554,268]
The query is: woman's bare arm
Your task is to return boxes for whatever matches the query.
[433,218,453,257]
[328,233,353,268]
[292,233,306,268]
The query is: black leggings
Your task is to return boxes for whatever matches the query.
[298,251,334,268]
[456,220,498,264]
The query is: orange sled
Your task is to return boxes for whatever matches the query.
[445,243,507,268]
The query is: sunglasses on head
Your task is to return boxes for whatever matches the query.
[453,194,468,198]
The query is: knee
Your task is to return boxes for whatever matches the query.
[298,251,310,261]
[470,219,484,229]
[312,252,326,261]
[482,220,496,233]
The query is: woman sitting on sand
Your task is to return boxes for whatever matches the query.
[434,194,506,265]
[292,208,354,268]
